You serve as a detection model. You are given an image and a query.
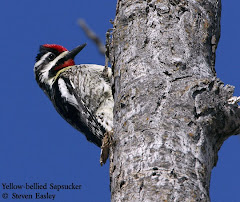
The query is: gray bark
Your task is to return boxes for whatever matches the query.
[110,0,240,201]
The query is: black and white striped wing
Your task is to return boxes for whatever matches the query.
[52,76,105,147]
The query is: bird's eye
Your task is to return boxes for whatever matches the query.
[48,53,55,61]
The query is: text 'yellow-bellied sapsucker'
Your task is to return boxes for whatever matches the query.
[34,44,113,151]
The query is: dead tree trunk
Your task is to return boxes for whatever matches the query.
[110,0,240,201]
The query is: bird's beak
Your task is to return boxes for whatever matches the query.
[66,43,87,60]
[53,43,87,72]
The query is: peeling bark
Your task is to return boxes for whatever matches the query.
[110,0,240,201]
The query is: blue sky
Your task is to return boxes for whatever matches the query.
[0,1,239,201]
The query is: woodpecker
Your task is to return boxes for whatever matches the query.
[34,44,113,153]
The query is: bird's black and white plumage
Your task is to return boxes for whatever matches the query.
[34,44,113,148]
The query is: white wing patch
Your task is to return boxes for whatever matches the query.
[58,78,78,106]
[70,80,76,89]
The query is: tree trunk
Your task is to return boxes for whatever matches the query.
[110,0,240,201]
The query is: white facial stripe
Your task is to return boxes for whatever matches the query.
[35,51,70,86]
[54,51,69,63]
[44,51,69,73]
[34,52,51,69]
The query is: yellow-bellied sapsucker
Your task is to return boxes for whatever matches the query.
[34,44,113,158]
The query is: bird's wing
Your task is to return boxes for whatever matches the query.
[54,76,105,147]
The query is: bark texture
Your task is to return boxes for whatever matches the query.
[110,0,240,201]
